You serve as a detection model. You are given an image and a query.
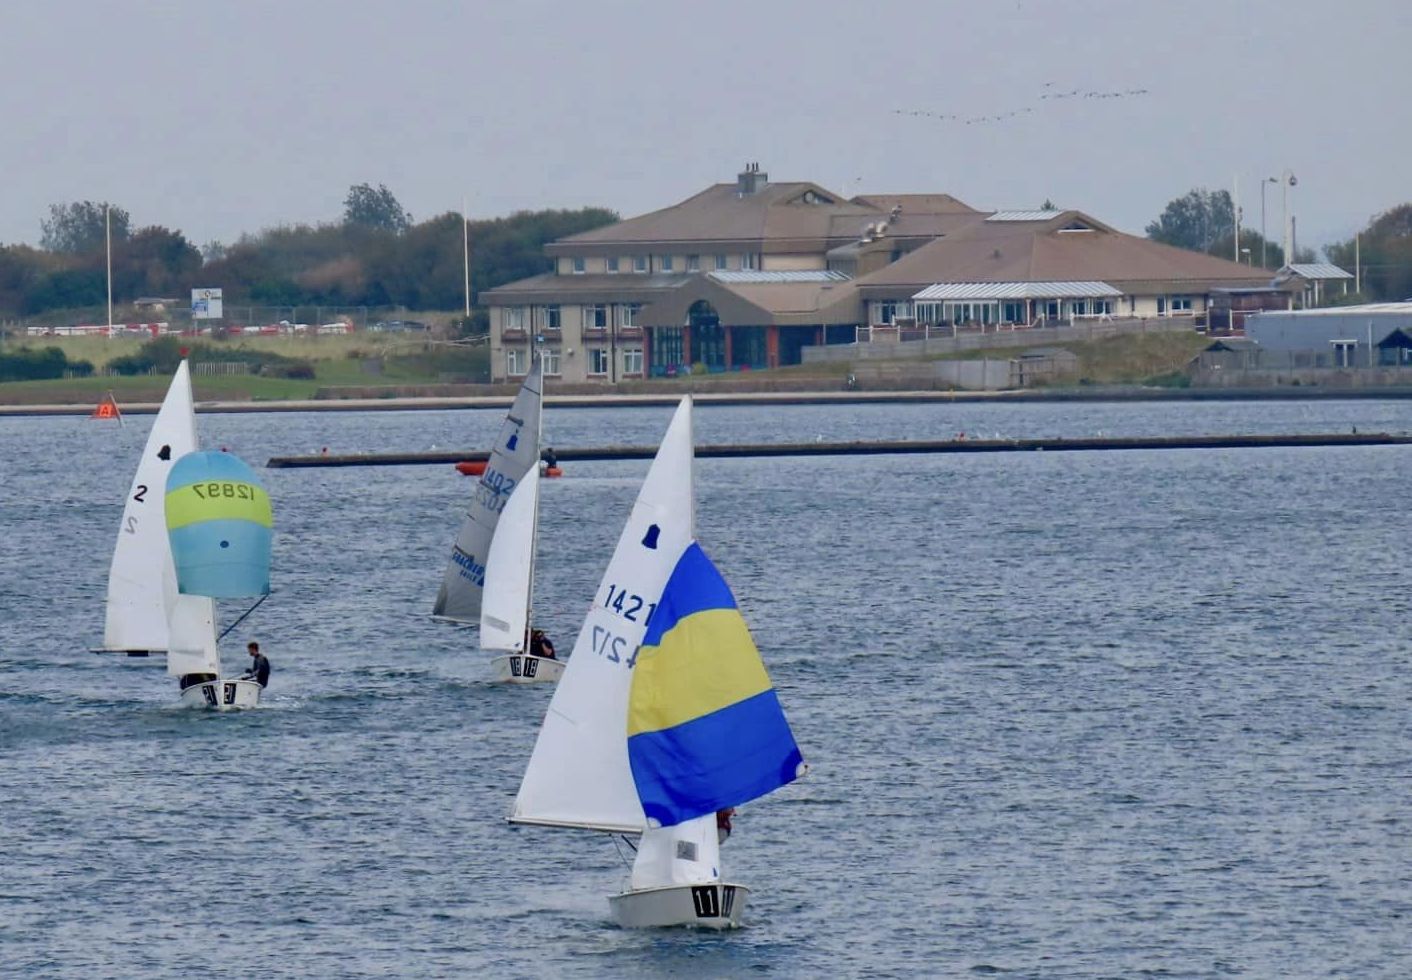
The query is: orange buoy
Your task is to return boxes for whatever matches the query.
[455,460,488,476]
[543,466,563,479]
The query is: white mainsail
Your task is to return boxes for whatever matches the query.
[479,465,541,652]
[511,398,695,833]
[164,592,221,679]
[432,359,544,623]
[99,360,207,653]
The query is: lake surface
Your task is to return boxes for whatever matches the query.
[3,398,1411,977]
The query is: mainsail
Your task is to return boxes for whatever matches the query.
[512,398,696,833]
[101,360,201,653]
[479,465,541,653]
[432,359,544,623]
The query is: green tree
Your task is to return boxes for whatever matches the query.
[41,201,131,254]
[1146,188,1235,254]
[1325,203,1412,302]
[343,183,411,233]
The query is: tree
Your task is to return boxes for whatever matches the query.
[41,201,130,254]
[1325,203,1412,302]
[1146,189,1234,254]
[343,183,411,233]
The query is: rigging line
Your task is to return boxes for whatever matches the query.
[611,834,638,869]
[217,593,269,642]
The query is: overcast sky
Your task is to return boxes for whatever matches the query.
[2,0,1406,254]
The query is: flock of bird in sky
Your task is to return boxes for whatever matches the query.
[894,84,1151,126]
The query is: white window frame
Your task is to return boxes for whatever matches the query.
[506,347,526,377]
[622,347,644,375]
[1170,295,1193,312]
[607,256,620,273]
[633,255,648,273]
[714,254,728,271]
[584,304,607,329]
[571,256,585,275]
[686,254,700,272]
[588,347,610,375]
[504,306,524,330]
[742,252,759,270]
[542,305,561,331]
[622,303,642,327]
[541,348,561,376]
[661,254,674,272]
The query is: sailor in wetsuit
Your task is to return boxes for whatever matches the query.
[241,641,271,687]
[528,629,556,660]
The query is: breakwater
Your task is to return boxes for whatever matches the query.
[266,431,1412,468]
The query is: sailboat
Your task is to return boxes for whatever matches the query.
[94,360,201,658]
[434,357,561,682]
[481,466,565,684]
[511,397,806,929]
[164,449,274,710]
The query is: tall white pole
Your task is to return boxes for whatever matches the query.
[462,197,471,319]
[105,204,113,334]
[1355,233,1361,293]
[1233,175,1241,262]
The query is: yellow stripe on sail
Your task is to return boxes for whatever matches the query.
[165,483,273,530]
[627,607,773,737]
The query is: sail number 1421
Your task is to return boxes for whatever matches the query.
[602,584,656,626]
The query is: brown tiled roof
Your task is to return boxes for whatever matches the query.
[851,193,979,215]
[639,277,862,328]
[480,272,687,304]
[857,210,1277,296]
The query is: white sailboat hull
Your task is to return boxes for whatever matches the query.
[178,678,262,710]
[609,882,749,930]
[491,654,565,684]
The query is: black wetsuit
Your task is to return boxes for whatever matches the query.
[245,654,271,687]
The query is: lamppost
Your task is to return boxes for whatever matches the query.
[1280,170,1297,268]
[1261,176,1278,268]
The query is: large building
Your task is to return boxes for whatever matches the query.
[483,166,1278,383]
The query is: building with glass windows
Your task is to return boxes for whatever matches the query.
[483,167,1277,383]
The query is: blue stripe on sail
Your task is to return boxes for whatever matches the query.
[641,542,738,647]
[627,688,804,827]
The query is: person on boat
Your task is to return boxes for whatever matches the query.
[241,641,271,687]
[716,807,735,844]
[178,672,217,691]
[528,628,556,660]
[542,447,559,470]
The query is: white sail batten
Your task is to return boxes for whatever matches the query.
[433,359,543,623]
[479,465,540,652]
[511,398,696,832]
[101,360,198,652]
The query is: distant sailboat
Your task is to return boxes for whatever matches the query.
[481,465,564,683]
[164,450,273,710]
[433,358,544,625]
[511,397,805,928]
[94,361,200,657]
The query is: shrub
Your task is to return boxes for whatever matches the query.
[0,346,87,382]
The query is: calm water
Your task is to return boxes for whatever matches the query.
[3,399,1411,978]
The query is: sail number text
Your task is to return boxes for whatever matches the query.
[590,625,639,668]
[474,468,516,513]
[189,482,256,500]
[602,583,656,626]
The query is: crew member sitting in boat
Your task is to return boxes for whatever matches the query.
[178,672,217,691]
[717,807,735,844]
[241,641,271,687]
[529,629,556,660]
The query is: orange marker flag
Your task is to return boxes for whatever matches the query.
[91,391,124,424]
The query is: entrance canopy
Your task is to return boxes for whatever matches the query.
[912,281,1121,301]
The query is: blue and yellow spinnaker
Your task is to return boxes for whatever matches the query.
[626,542,804,827]
[165,451,273,599]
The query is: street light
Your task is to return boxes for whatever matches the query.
[1261,176,1278,268]
[1281,170,1298,268]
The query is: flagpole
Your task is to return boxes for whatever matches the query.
[462,197,471,319]
[105,204,113,337]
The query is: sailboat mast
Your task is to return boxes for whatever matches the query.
[524,351,544,654]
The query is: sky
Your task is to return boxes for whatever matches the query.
[2,0,1407,255]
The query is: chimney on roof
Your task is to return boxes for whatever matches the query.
[737,162,768,197]
[889,204,902,224]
